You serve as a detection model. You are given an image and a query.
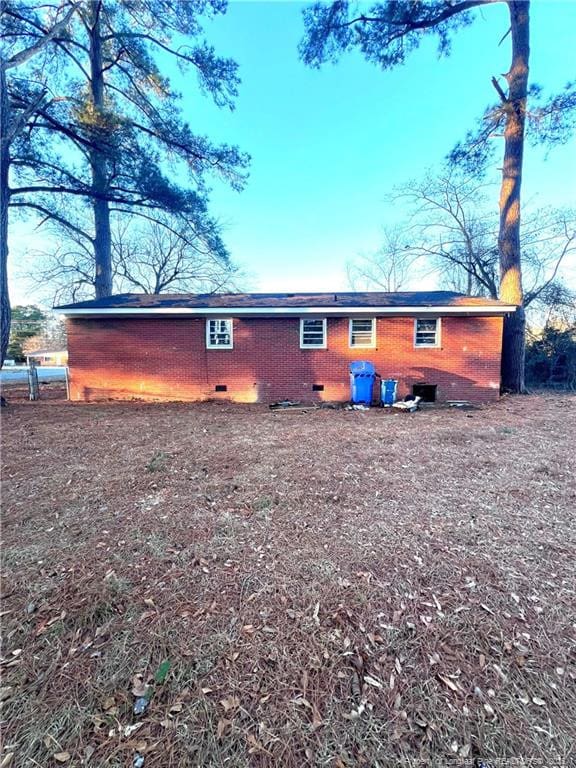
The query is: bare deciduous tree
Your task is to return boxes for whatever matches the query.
[348,171,576,332]
[347,227,422,292]
[394,171,575,312]
[393,172,499,298]
[113,217,242,295]
[29,213,242,304]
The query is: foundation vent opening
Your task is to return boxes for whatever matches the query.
[412,384,437,402]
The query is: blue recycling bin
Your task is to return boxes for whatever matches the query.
[381,378,398,406]
[349,361,375,405]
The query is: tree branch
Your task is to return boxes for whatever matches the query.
[524,225,576,306]
[342,0,495,31]
[491,75,508,103]
[101,31,199,68]
[4,2,79,71]
[5,87,48,142]
[9,201,93,243]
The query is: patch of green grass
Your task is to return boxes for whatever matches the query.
[143,531,169,558]
[104,573,131,596]
[77,596,121,629]
[146,450,171,472]
[301,557,338,579]
[1,543,44,567]
[251,495,273,512]
[43,620,67,639]
[2,697,89,767]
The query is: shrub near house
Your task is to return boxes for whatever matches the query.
[525,324,576,389]
[55,291,516,404]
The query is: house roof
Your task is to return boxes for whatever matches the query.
[55,291,516,317]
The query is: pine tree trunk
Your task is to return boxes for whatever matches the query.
[0,62,11,368]
[499,0,530,393]
[88,1,113,298]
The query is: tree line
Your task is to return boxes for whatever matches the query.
[2,0,575,393]
[7,304,66,362]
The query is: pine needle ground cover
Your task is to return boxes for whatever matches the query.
[1,394,575,767]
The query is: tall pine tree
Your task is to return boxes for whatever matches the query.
[300,0,575,392]
[1,0,79,366]
[2,0,248,364]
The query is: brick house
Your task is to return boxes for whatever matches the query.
[55,291,516,404]
[25,348,69,366]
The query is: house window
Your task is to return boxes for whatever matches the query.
[350,318,376,348]
[414,318,440,347]
[300,318,327,349]
[206,318,233,349]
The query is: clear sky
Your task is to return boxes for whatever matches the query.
[11,0,576,304]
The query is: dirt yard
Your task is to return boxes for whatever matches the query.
[1,394,575,767]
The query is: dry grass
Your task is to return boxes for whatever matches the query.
[1,393,575,768]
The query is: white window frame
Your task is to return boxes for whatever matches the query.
[349,317,376,348]
[206,318,233,349]
[414,317,441,348]
[300,318,327,349]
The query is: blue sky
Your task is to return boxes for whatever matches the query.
[12,0,576,303]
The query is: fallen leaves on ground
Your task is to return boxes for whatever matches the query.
[1,393,575,767]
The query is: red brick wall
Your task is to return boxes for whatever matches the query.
[66,315,504,403]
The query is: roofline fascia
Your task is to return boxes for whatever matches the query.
[55,304,517,317]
